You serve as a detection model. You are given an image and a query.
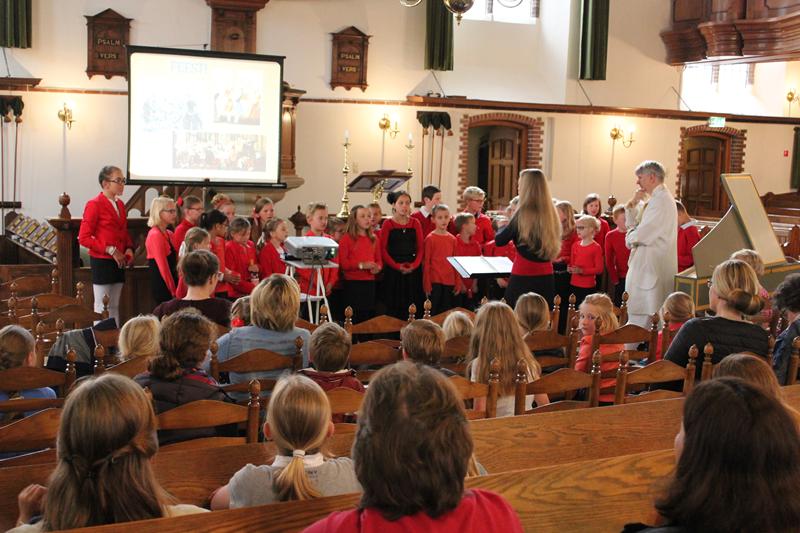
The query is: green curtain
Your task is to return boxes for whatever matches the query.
[579,0,609,80]
[425,0,453,71]
[791,128,800,189]
[0,0,32,48]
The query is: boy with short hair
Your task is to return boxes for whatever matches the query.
[423,204,458,315]
[461,186,494,245]
[300,322,364,392]
[454,212,482,309]
[604,205,630,306]
[412,185,443,238]
[676,200,701,271]
[401,319,454,376]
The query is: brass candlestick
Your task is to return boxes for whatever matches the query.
[337,140,352,219]
[405,137,415,174]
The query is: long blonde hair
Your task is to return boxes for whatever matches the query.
[556,201,576,237]
[467,301,541,394]
[268,374,331,501]
[118,316,160,362]
[42,374,169,530]
[512,169,561,260]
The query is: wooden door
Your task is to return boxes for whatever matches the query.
[681,136,724,216]
[487,131,520,210]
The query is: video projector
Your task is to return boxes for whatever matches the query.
[285,236,339,266]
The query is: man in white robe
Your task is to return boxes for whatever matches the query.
[624,161,678,329]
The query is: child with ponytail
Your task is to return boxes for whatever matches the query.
[0,325,56,425]
[210,374,360,509]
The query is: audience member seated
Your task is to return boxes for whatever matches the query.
[401,319,453,376]
[117,315,160,363]
[664,259,768,384]
[9,373,208,532]
[304,362,522,533]
[772,273,800,385]
[44,318,117,377]
[212,274,310,398]
[654,292,694,361]
[230,295,251,328]
[0,325,56,425]
[209,374,360,510]
[623,378,800,533]
[153,249,232,328]
[466,301,548,416]
[442,310,473,341]
[299,322,364,395]
[514,292,550,336]
[730,248,772,327]
[714,353,800,422]
[575,293,624,404]
[134,309,233,445]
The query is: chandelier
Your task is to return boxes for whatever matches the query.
[400,0,526,25]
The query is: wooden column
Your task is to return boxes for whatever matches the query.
[281,84,306,180]
[48,194,78,296]
[206,0,270,53]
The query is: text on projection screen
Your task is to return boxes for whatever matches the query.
[129,52,281,184]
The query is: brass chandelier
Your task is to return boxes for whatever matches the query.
[400,0,526,25]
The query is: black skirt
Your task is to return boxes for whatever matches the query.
[503,273,555,309]
[90,256,125,285]
[148,253,178,305]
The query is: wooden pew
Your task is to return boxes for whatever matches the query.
[61,450,674,533]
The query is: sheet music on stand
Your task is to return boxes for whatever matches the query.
[447,256,513,279]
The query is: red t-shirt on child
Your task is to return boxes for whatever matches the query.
[225,240,258,297]
[575,336,624,403]
[423,232,458,293]
[338,233,382,281]
[604,228,630,284]
[454,236,482,293]
[569,240,603,288]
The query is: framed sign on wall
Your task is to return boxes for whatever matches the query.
[85,8,132,80]
[330,26,370,91]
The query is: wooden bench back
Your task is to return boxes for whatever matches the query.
[515,355,600,415]
[448,357,499,419]
[615,351,696,404]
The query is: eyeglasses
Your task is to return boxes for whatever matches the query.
[105,178,126,185]
[164,209,177,214]
[576,226,587,229]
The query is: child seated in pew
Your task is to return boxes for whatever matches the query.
[466,301,548,416]
[10,373,208,532]
[0,325,56,424]
[623,378,800,533]
[575,293,624,404]
[654,292,694,361]
[442,310,473,341]
[209,374,361,509]
[402,319,454,376]
[299,322,364,394]
[118,314,160,363]
[304,362,521,533]
[134,309,234,446]
[514,292,550,336]
[730,248,773,327]
[771,273,800,385]
[230,296,251,328]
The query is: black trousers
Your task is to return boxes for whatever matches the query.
[430,283,455,316]
[344,280,376,324]
[613,277,627,307]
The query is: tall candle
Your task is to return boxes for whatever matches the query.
[344,130,350,143]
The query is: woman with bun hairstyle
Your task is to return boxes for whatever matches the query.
[664,259,769,384]
[378,190,424,319]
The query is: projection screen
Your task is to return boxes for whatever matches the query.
[127,46,284,187]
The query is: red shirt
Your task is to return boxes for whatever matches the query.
[211,236,231,296]
[176,276,187,299]
[258,242,287,278]
[225,240,258,297]
[604,228,630,284]
[145,227,177,297]
[592,216,610,250]
[556,230,579,264]
[379,218,424,271]
[483,239,517,261]
[655,321,685,361]
[468,212,494,246]
[296,230,339,295]
[454,236,482,293]
[423,231,458,293]
[78,192,134,259]
[677,223,701,271]
[338,233,382,281]
[303,489,523,533]
[172,218,195,251]
[569,240,603,288]
[575,336,624,403]
[411,210,436,238]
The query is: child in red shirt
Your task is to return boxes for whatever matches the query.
[368,201,383,238]
[224,217,259,298]
[423,204,458,315]
[582,193,610,250]
[295,203,339,299]
[257,218,288,278]
[677,200,701,271]
[575,293,624,404]
[604,205,630,306]
[338,205,382,323]
[655,291,695,361]
[554,201,578,333]
[568,215,603,307]
[172,195,202,251]
[175,227,211,299]
[412,185,442,238]
[453,212,482,310]
[461,186,494,246]
[199,209,239,299]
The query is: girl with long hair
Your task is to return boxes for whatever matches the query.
[257,218,289,278]
[466,301,548,416]
[251,196,274,247]
[10,374,207,532]
[339,205,382,323]
[117,315,160,363]
[145,196,178,304]
[494,169,561,308]
[210,374,360,509]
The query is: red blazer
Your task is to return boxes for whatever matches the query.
[258,242,287,278]
[225,240,258,297]
[145,227,177,297]
[78,192,134,259]
[338,233,382,281]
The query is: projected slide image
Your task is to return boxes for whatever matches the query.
[172,132,266,172]
[141,96,204,132]
[214,89,261,126]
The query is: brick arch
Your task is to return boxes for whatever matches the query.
[676,124,747,210]
[458,113,544,209]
